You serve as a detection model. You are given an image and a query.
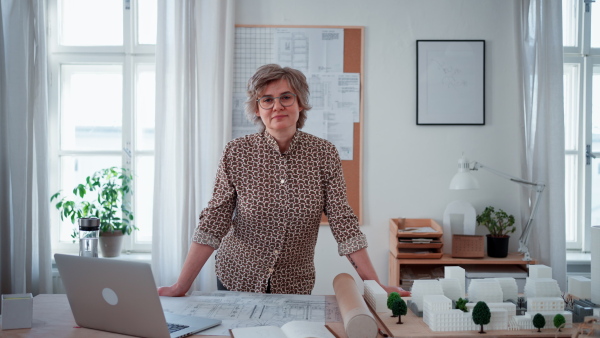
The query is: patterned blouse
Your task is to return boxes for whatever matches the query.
[192,130,368,294]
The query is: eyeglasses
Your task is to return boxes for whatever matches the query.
[256,93,297,110]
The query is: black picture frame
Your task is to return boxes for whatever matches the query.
[416,40,485,125]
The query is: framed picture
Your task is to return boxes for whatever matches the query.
[416,40,485,125]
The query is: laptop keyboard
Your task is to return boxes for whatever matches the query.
[167,322,189,333]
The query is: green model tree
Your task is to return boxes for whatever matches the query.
[456,298,468,312]
[553,314,566,332]
[533,313,546,332]
[472,301,491,334]
[387,292,401,317]
[391,298,408,324]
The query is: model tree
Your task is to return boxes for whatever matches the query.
[533,313,546,332]
[387,292,401,317]
[391,298,407,324]
[472,301,491,334]
[553,314,566,332]
[456,298,468,312]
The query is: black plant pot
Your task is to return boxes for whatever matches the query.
[486,235,509,258]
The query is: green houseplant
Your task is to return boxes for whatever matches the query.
[476,206,516,258]
[50,167,136,257]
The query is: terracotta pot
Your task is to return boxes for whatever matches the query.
[486,235,509,258]
[99,230,124,257]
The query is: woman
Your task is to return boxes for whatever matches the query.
[159,64,409,296]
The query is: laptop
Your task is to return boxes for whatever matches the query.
[54,254,221,338]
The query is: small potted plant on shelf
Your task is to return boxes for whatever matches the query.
[50,167,137,257]
[476,206,516,258]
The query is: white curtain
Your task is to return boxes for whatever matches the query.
[518,0,567,288]
[0,0,52,295]
[152,0,234,292]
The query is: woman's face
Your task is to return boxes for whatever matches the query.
[255,79,303,135]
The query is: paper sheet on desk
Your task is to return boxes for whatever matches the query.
[160,291,337,336]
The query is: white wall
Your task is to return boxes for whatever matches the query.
[236,0,523,295]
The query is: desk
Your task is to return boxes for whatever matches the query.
[0,294,350,338]
[0,295,582,338]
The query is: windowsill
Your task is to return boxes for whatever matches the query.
[566,251,591,264]
[52,252,151,265]
[106,252,151,263]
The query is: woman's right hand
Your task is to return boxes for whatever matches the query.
[158,284,187,297]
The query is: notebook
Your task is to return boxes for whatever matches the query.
[54,254,221,338]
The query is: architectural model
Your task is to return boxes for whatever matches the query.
[568,275,592,300]
[363,280,388,313]
[467,279,503,303]
[415,264,574,332]
[444,266,466,297]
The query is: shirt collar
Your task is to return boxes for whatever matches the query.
[262,130,302,155]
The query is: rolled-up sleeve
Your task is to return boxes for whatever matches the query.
[192,144,237,250]
[322,144,368,256]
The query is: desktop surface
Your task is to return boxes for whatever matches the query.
[0,294,350,338]
[0,294,579,338]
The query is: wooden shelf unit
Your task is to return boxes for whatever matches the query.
[388,218,536,287]
[389,218,444,259]
[388,252,536,287]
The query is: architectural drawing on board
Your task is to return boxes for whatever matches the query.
[274,28,344,74]
[277,32,309,73]
[232,93,257,139]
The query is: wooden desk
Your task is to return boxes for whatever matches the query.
[0,294,581,338]
[0,294,349,338]
[388,252,536,287]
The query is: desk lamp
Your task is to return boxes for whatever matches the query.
[449,156,546,262]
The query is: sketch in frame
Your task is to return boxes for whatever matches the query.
[416,40,485,125]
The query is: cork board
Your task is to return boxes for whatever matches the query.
[234,25,364,224]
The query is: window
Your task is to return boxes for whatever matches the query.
[563,0,600,251]
[48,0,157,254]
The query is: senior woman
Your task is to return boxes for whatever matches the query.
[159,64,409,297]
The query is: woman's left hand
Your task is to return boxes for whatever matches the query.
[381,284,411,297]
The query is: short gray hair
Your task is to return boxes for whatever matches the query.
[245,64,312,131]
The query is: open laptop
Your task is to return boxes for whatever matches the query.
[54,254,221,338]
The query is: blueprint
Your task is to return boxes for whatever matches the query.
[160,291,341,336]
[274,28,344,74]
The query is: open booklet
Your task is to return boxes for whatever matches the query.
[230,320,335,338]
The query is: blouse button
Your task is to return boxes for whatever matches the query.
[274,250,279,255]
[268,268,274,273]
[280,179,285,184]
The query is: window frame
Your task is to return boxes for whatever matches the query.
[563,56,585,250]
[563,0,599,252]
[48,0,155,255]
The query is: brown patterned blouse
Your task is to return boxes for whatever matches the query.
[192,130,367,294]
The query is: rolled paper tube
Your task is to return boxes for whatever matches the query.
[333,273,378,338]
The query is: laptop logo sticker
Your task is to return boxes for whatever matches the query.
[102,288,118,305]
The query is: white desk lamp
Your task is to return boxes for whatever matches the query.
[449,156,546,262]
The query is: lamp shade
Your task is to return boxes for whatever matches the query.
[449,156,480,190]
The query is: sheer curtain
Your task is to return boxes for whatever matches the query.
[0,0,52,295]
[518,0,567,288]
[152,0,234,292]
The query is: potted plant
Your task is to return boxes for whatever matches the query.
[50,167,136,257]
[476,206,515,258]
